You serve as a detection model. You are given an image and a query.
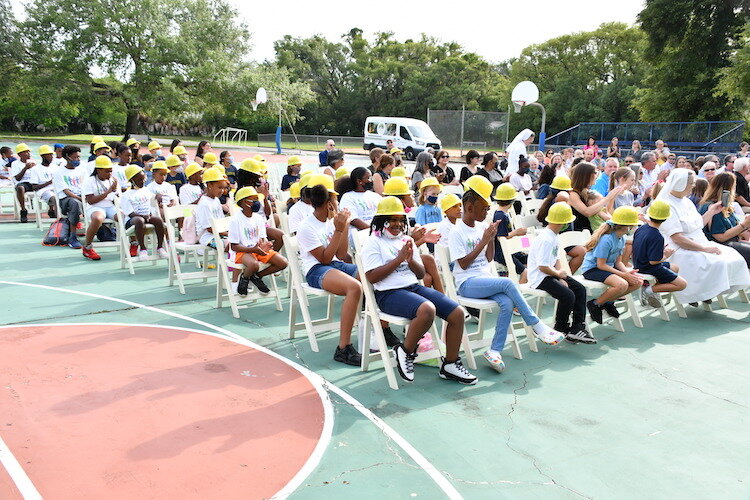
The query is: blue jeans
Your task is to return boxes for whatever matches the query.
[458,276,540,352]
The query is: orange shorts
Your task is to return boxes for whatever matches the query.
[235,250,277,264]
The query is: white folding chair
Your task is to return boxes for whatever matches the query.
[113,196,160,275]
[520,197,544,217]
[211,216,283,318]
[284,234,340,352]
[80,196,120,253]
[512,213,542,231]
[164,205,216,294]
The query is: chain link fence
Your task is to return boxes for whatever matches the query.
[427,109,510,155]
[257,133,365,152]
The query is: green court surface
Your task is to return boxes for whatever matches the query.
[1,219,749,499]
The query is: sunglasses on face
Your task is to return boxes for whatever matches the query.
[440,155,449,159]
[704,168,715,172]
[625,160,633,164]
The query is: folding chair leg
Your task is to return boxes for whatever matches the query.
[625,293,643,328]
[657,298,670,321]
[717,294,728,309]
[288,288,298,340]
[299,295,320,352]
[674,296,688,318]
[508,326,523,360]
[215,266,224,309]
[739,289,750,303]
[367,313,400,390]
[270,274,283,311]
[460,329,477,370]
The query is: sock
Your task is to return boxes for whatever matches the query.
[531,322,549,334]
[485,349,502,359]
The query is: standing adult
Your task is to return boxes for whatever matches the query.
[460,150,481,183]
[654,139,670,157]
[630,140,643,162]
[607,137,621,158]
[739,141,749,158]
[583,136,599,157]
[319,139,335,168]
[506,129,535,178]
[733,157,750,213]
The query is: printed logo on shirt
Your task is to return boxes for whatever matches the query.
[62,175,81,188]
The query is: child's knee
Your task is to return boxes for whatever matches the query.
[447,306,464,326]
[416,301,436,320]
[674,277,687,291]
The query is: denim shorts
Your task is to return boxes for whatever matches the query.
[306,260,357,289]
[582,268,614,282]
[86,205,117,221]
[638,262,677,284]
[375,283,459,321]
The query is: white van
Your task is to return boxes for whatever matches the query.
[364,116,442,160]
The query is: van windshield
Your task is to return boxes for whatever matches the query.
[408,125,433,139]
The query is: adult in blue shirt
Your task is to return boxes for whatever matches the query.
[319,139,335,167]
[591,157,619,196]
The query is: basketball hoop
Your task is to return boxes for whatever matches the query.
[512,100,525,113]
[251,100,259,112]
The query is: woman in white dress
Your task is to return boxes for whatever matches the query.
[656,169,750,304]
[505,129,535,179]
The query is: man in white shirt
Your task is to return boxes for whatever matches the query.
[30,145,58,217]
[639,152,658,196]
[11,143,36,222]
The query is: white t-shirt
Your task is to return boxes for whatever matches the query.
[179,183,203,205]
[51,157,66,169]
[112,164,129,190]
[29,165,56,197]
[297,214,338,275]
[10,160,34,184]
[227,212,267,261]
[147,180,178,206]
[82,175,116,208]
[339,190,381,225]
[510,173,533,194]
[448,219,494,287]
[120,187,155,219]
[436,217,455,247]
[362,234,419,291]
[53,166,86,198]
[527,227,559,289]
[288,200,314,233]
[195,195,224,246]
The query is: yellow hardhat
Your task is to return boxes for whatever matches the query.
[234,186,259,203]
[213,164,226,174]
[165,154,182,168]
[185,162,203,179]
[391,166,407,177]
[93,141,110,152]
[124,165,143,181]
[126,138,140,147]
[90,135,104,144]
[647,200,671,221]
[376,196,407,216]
[390,147,403,155]
[289,182,301,198]
[253,154,266,163]
[335,167,350,179]
[308,173,338,194]
[440,193,462,213]
[94,155,113,169]
[240,158,264,174]
[494,183,517,201]
[545,202,575,225]
[550,176,573,191]
[202,167,225,183]
[287,155,302,166]
[383,177,414,196]
[610,206,640,226]
[300,173,314,189]
[15,143,30,154]
[202,152,218,165]
[172,145,187,155]
[147,141,161,151]
[38,145,54,156]
[151,160,168,171]
[419,177,442,193]
[463,175,493,203]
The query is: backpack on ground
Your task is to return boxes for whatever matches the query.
[43,219,70,246]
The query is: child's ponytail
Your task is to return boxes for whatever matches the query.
[584,221,617,252]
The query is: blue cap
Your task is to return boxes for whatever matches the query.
[53,143,64,149]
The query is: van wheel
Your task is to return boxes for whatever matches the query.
[364,143,375,151]
[404,148,415,161]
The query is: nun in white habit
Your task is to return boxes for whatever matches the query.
[657,168,750,303]
[505,129,535,178]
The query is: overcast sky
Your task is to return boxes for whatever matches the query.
[236,0,646,63]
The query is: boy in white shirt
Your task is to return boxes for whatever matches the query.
[194,167,227,248]
[147,161,178,217]
[229,187,288,296]
[179,163,204,205]
[11,143,35,222]
[527,202,593,344]
[80,155,118,260]
[120,165,167,261]
[436,193,461,247]
[31,145,58,218]
[448,176,562,373]
[53,145,87,248]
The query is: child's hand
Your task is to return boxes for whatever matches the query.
[557,270,568,280]
[258,238,273,254]
[663,246,675,258]
[333,209,350,231]
[482,221,499,243]
[397,239,413,262]
[110,179,118,192]
[422,228,440,244]
[514,227,528,237]
[624,271,643,286]
[411,226,425,242]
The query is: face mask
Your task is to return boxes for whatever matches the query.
[42,158,51,166]
[383,222,403,239]
[427,195,438,204]
[251,200,261,213]
[364,181,374,191]
[70,160,80,167]
[227,157,234,163]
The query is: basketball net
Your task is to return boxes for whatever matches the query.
[251,100,259,112]
[513,101,525,113]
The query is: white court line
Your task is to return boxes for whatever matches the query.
[0,281,463,500]
[0,433,42,500]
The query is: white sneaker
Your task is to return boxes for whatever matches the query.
[439,357,477,384]
[641,285,662,308]
[531,322,564,345]
[483,350,505,373]
[393,344,416,382]
[138,249,149,261]
[157,247,169,259]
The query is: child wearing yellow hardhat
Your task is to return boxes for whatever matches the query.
[165,154,188,192]
[632,200,687,307]
[80,155,117,261]
[120,164,168,261]
[528,202,593,344]
[360,196,478,385]
[491,183,528,278]
[436,193,461,248]
[178,163,204,205]
[32,145,58,218]
[147,161,178,209]
[195,168,229,248]
[229,186,289,296]
[581,206,643,324]
[451,175,563,373]
[282,156,302,191]
[287,172,316,233]
[11,143,35,222]
[414,177,442,231]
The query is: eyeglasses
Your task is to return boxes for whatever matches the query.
[704,168,715,172]
[440,155,449,159]
[625,160,633,164]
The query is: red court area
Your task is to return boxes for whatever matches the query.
[0,324,325,499]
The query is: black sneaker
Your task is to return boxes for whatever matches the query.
[393,343,416,382]
[383,327,400,348]
[565,328,597,344]
[237,274,251,296]
[466,307,480,318]
[439,357,477,385]
[249,274,270,295]
[47,206,55,218]
[587,299,603,324]
[602,302,620,318]
[334,344,362,366]
[20,209,28,223]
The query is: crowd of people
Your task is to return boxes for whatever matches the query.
[2,132,750,387]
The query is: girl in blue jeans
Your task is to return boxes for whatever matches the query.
[448,177,562,373]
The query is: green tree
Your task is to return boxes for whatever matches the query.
[718,21,750,124]
[635,0,750,121]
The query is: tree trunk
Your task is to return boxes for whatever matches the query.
[125,107,140,135]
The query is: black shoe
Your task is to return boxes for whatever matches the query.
[47,207,55,218]
[466,307,480,318]
[383,327,400,348]
[237,274,251,296]
[587,299,603,324]
[249,274,270,294]
[334,344,362,366]
[689,302,698,307]
[602,302,620,318]
[393,343,416,382]
[439,357,477,385]
[565,328,597,344]
[20,209,28,223]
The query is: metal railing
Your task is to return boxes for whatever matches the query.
[257,133,365,151]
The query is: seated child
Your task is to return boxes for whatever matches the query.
[194,167,228,248]
[120,165,167,260]
[178,163,204,205]
[492,183,528,280]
